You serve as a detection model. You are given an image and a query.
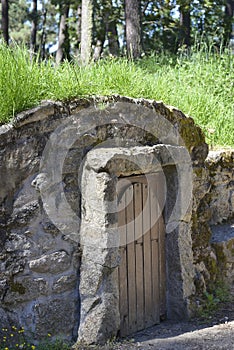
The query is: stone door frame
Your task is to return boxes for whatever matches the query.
[77,144,195,345]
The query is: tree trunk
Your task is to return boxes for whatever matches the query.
[125,0,142,59]
[105,0,119,56]
[1,0,9,45]
[92,1,105,61]
[76,4,82,54]
[224,0,234,45]
[93,39,104,60]
[107,19,119,56]
[80,0,93,65]
[40,2,47,61]
[56,2,70,65]
[30,0,38,56]
[179,1,191,48]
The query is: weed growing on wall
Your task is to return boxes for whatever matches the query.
[0,43,233,147]
[197,282,231,320]
[0,326,70,350]
[1,326,28,349]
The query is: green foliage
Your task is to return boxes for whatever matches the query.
[142,0,179,53]
[33,339,71,350]
[202,291,221,315]
[197,282,230,319]
[0,43,233,147]
[8,0,30,44]
[191,0,226,44]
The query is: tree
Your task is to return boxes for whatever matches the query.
[80,0,93,64]
[30,0,38,55]
[140,1,178,53]
[76,3,82,54]
[88,0,120,60]
[1,0,232,60]
[105,0,120,56]
[92,0,106,60]
[125,0,142,58]
[178,0,191,48]
[40,1,47,60]
[1,0,9,44]
[56,0,71,64]
[191,0,225,46]
[39,0,59,56]
[6,0,30,44]
[224,0,234,44]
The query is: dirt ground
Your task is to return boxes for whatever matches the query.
[78,299,234,350]
[118,321,234,349]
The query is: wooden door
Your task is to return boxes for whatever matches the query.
[118,173,166,337]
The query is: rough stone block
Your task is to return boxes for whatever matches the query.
[52,274,77,293]
[29,251,71,274]
[33,294,78,341]
[3,277,49,304]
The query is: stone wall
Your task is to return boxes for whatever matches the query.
[192,149,233,295]
[0,96,233,345]
[0,103,81,343]
[206,150,234,225]
[207,151,234,294]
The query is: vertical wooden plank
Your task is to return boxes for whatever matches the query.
[126,185,137,334]
[150,184,160,325]
[159,213,166,318]
[143,183,153,328]
[134,183,144,331]
[118,191,129,336]
[156,175,167,318]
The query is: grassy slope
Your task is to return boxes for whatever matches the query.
[0,44,233,147]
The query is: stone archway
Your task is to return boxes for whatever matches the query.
[77,145,195,344]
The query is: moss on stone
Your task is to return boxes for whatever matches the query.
[213,244,227,264]
[192,215,211,250]
[179,118,205,149]
[204,255,218,281]
[9,278,26,295]
[210,243,229,287]
[227,239,234,251]
[206,151,234,170]
[193,167,204,177]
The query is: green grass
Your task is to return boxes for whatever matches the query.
[0,43,233,147]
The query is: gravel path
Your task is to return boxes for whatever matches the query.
[121,319,234,350]
[77,300,234,350]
